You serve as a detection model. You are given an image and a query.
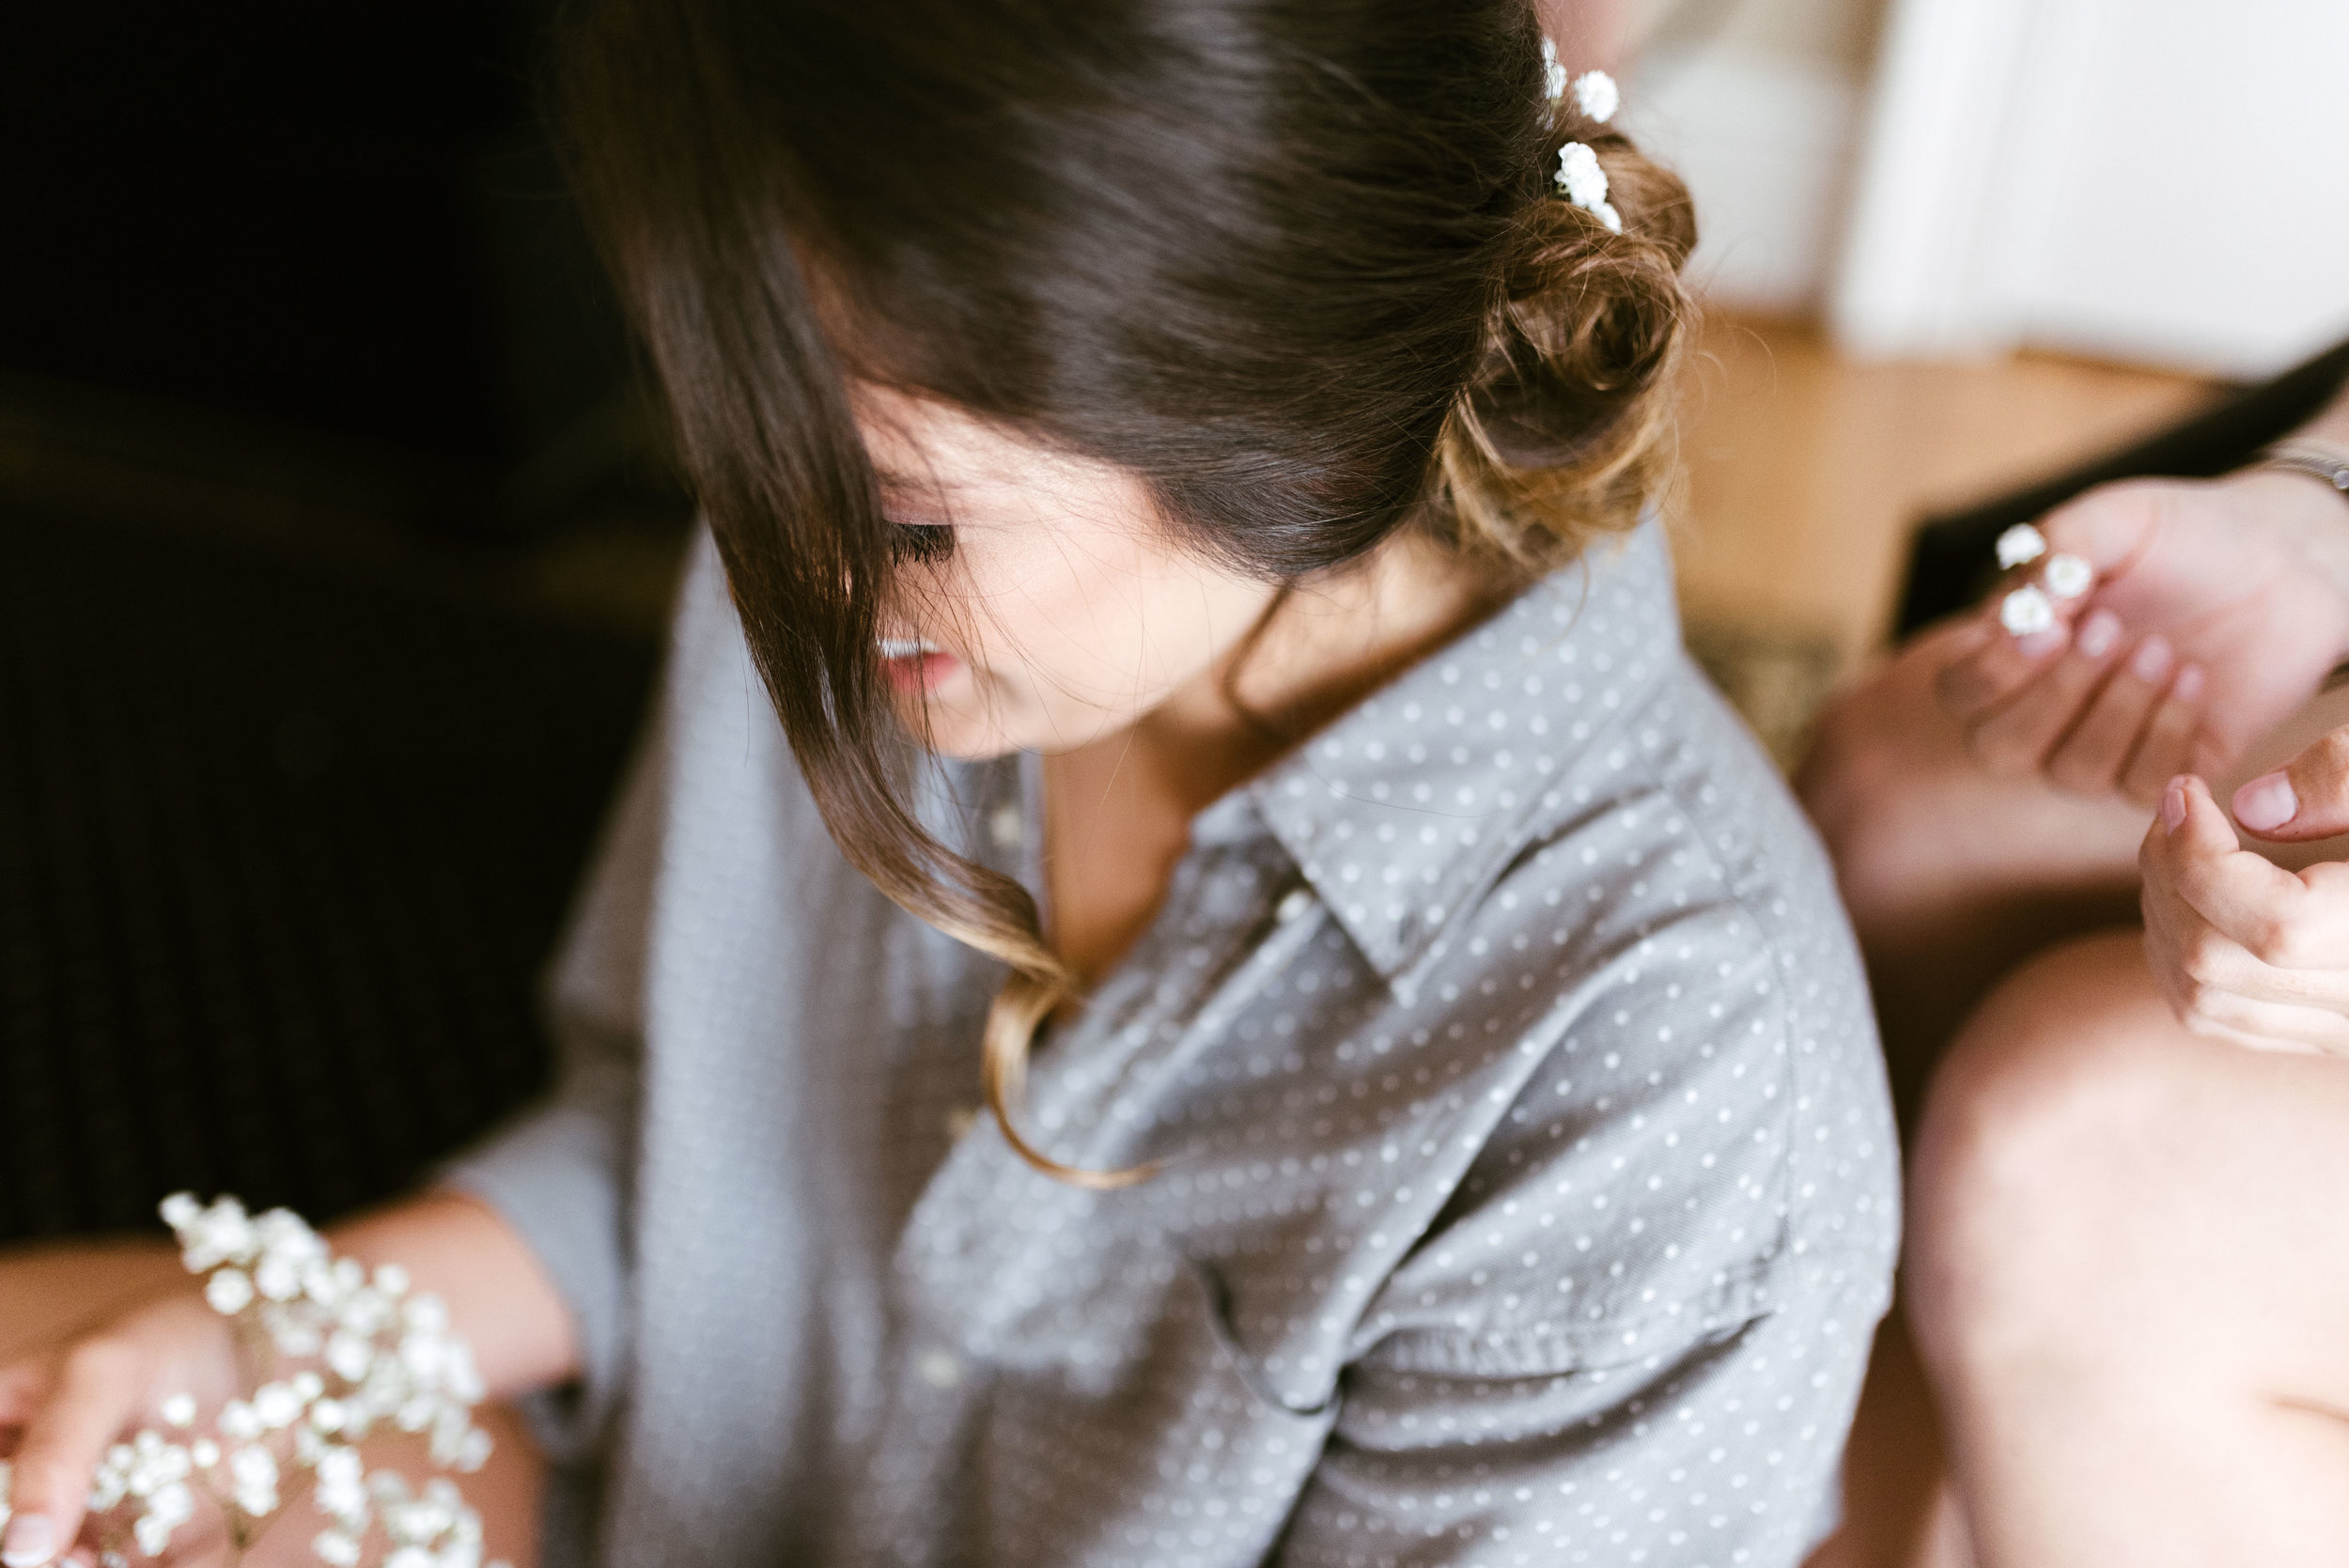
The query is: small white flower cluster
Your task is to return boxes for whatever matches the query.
[1539,35,1568,101]
[1572,69,1620,123]
[1541,41,1624,234]
[1554,143,1622,234]
[1538,39,1620,122]
[71,1195,509,1568]
[1994,523,2096,637]
[1995,522,2047,569]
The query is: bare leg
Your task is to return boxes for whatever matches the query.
[0,1241,545,1567]
[1908,931,2349,1566]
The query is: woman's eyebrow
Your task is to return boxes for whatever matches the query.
[874,467,968,503]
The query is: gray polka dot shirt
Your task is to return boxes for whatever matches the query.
[443,521,1899,1568]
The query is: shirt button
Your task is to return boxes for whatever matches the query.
[1276,888,1314,924]
[917,1348,963,1389]
[988,801,1023,851]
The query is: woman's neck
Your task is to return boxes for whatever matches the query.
[1129,530,1511,814]
[1038,534,1508,985]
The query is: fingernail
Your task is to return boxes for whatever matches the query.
[4,1514,57,1568]
[2162,779,2187,832]
[2232,770,2297,831]
[2076,609,2122,659]
[2173,663,2205,703]
[2130,634,2172,682]
[2015,626,2069,660]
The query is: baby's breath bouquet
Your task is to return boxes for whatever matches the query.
[0,1195,509,1568]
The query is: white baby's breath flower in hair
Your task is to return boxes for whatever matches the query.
[1572,70,1619,123]
[1539,37,1567,101]
[1,1458,14,1535]
[2044,552,2092,599]
[2000,584,2056,636]
[162,1393,198,1429]
[1555,141,1608,206]
[1995,522,2047,569]
[1553,142,1623,231]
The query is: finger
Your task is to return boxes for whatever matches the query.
[2038,484,2164,579]
[1966,608,2127,775]
[1934,606,2073,722]
[2145,879,2349,1010]
[2161,775,2321,963]
[2232,723,2349,843]
[2178,1012,2334,1058]
[2140,798,2235,1000]
[3,1342,141,1566]
[0,1358,56,1428]
[2046,632,2174,795]
[2175,986,2349,1054]
[2118,662,2205,805]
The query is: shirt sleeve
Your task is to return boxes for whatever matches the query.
[430,701,664,1465]
[428,535,740,1466]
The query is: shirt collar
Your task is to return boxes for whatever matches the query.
[1249,523,1676,980]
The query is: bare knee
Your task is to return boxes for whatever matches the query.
[1906,931,2193,1374]
[1795,649,1964,932]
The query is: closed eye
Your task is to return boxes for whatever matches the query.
[890,520,955,566]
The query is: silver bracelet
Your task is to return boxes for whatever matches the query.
[2261,440,2349,500]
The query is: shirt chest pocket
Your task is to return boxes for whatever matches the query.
[949,1245,1337,1568]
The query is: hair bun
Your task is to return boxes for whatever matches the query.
[1438,126,1697,567]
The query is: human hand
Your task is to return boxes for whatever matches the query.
[2139,727,2349,1054]
[1936,473,2349,804]
[0,1294,241,1566]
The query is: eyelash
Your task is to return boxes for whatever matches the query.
[889,521,956,566]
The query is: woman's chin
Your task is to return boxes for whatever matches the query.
[891,683,1023,760]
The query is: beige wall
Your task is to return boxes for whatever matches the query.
[1696,0,1888,75]
[1618,0,1890,315]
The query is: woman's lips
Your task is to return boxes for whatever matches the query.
[879,637,959,693]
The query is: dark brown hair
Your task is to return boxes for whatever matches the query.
[558,0,1696,1182]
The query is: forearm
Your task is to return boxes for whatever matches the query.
[325,1189,580,1400]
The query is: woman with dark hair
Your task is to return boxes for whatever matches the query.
[0,4,1896,1565]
